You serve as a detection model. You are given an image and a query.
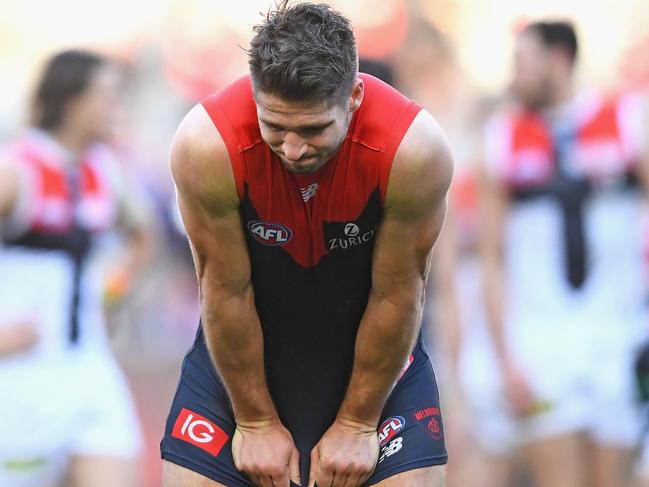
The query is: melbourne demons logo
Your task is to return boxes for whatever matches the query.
[247,220,293,246]
[413,406,443,440]
[378,416,405,446]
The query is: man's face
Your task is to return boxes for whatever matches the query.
[255,82,362,175]
[511,32,553,109]
[66,63,125,142]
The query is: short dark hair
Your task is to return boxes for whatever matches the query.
[248,1,358,105]
[523,21,578,65]
[31,49,108,130]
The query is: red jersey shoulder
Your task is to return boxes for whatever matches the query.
[351,74,419,152]
[201,74,420,156]
[201,76,262,151]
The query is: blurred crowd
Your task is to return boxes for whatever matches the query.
[1,1,649,487]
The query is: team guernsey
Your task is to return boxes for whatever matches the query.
[0,130,141,487]
[481,91,647,448]
[161,74,448,485]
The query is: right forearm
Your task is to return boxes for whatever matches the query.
[201,283,278,423]
[0,322,38,357]
[483,261,514,372]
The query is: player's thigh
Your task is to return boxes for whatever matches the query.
[586,441,634,487]
[523,432,584,487]
[69,455,138,487]
[373,465,445,486]
[163,460,228,487]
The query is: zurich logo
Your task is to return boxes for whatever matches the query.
[247,220,293,246]
[344,223,360,237]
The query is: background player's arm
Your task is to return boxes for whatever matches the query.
[634,95,649,196]
[0,163,39,357]
[430,206,464,395]
[477,153,535,416]
[171,105,300,486]
[170,104,277,423]
[104,161,157,303]
[0,163,19,219]
[476,160,509,371]
[336,109,452,427]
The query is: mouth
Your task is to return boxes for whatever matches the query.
[279,153,317,166]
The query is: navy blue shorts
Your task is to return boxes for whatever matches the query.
[160,330,447,486]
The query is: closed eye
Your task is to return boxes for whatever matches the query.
[264,123,284,133]
[298,126,327,137]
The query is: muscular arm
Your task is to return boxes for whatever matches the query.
[337,110,453,426]
[171,105,300,486]
[476,160,510,371]
[170,105,277,423]
[477,153,535,416]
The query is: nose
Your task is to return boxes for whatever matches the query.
[281,132,308,161]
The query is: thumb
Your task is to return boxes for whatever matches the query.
[289,448,301,485]
[307,447,319,487]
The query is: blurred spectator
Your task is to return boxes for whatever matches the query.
[0,49,154,487]
[358,58,395,86]
[432,164,527,487]
[479,20,649,487]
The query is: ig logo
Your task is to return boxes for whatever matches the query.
[181,413,214,443]
[171,408,229,456]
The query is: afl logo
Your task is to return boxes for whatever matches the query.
[344,223,360,236]
[378,416,405,446]
[247,220,293,246]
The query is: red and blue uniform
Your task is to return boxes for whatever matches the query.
[161,74,447,486]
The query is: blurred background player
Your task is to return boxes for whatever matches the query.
[479,20,649,487]
[0,49,153,487]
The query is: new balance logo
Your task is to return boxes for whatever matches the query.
[300,183,318,202]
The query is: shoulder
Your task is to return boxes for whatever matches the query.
[385,110,453,217]
[170,103,238,210]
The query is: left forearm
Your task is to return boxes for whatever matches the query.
[337,285,423,427]
[126,226,153,276]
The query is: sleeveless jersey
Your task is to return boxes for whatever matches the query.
[484,91,647,330]
[0,130,120,358]
[200,74,421,439]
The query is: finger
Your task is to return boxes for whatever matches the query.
[338,472,354,487]
[308,447,319,487]
[247,473,262,487]
[271,465,290,487]
[316,461,334,487]
[357,469,374,486]
[289,448,301,485]
[260,473,276,487]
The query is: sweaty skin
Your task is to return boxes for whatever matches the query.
[170,85,452,487]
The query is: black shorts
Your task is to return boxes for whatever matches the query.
[160,329,447,486]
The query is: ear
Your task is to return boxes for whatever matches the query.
[349,78,364,112]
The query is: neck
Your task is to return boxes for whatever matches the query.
[47,126,90,156]
[547,75,574,109]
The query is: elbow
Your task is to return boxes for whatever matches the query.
[198,272,253,310]
[370,280,425,313]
